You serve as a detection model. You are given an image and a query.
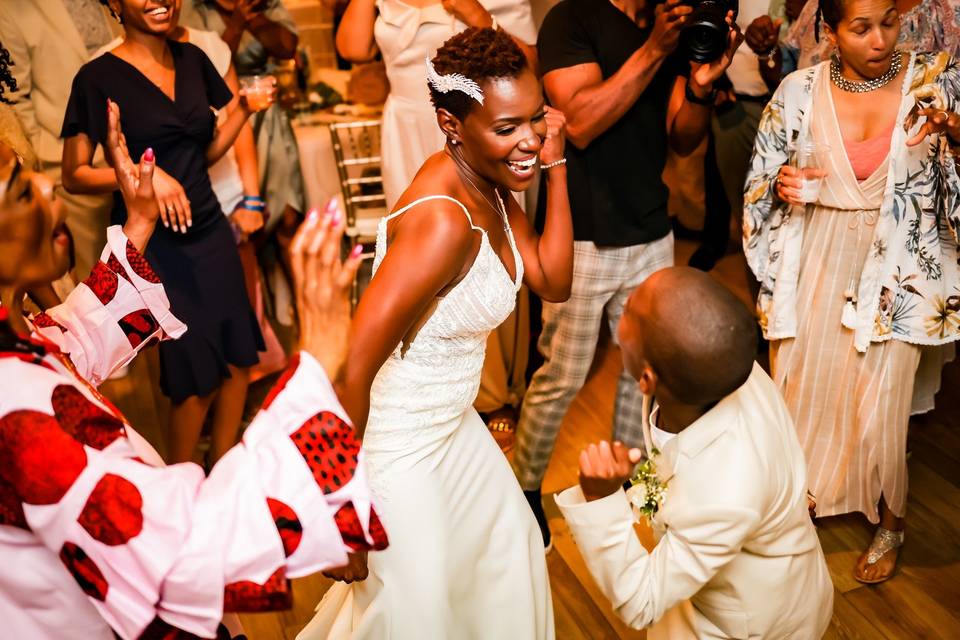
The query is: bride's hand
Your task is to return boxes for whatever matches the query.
[322,551,368,583]
[539,106,566,166]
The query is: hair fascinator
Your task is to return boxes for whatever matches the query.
[425,56,484,105]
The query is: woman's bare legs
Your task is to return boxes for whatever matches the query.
[167,392,216,463]
[209,364,251,463]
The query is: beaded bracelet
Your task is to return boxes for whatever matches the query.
[541,158,567,170]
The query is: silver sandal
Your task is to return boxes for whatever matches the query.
[855,527,904,584]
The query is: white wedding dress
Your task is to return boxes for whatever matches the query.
[297,196,554,639]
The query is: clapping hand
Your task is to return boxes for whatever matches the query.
[539,106,567,166]
[906,107,960,147]
[745,15,782,56]
[106,99,158,251]
[689,13,744,89]
[578,441,643,502]
[289,197,363,382]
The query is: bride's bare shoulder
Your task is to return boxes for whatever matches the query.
[387,156,477,255]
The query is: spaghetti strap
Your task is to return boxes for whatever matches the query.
[384,195,479,230]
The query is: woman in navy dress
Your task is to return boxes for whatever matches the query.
[61,0,273,465]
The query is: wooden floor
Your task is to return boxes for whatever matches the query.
[102,240,960,640]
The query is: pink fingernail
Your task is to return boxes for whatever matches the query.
[331,209,341,225]
[307,207,320,222]
[327,195,339,212]
[144,148,155,162]
[350,244,363,258]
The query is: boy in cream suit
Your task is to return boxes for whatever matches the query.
[557,267,833,639]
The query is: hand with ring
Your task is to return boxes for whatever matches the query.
[774,164,826,207]
[152,167,192,233]
[906,107,960,147]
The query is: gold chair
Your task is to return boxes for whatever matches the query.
[328,119,387,307]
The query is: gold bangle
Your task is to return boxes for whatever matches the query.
[541,158,567,170]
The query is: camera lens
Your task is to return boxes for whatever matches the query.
[680,0,731,63]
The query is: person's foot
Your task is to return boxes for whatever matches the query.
[523,488,552,553]
[484,406,517,453]
[854,527,904,584]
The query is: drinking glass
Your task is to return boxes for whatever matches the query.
[793,141,829,204]
[240,75,275,112]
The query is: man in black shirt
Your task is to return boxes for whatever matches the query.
[514,0,742,547]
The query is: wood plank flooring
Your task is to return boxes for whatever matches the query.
[100,240,960,640]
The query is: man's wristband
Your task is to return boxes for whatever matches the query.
[685,82,717,106]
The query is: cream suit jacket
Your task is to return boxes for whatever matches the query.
[0,1,120,167]
[557,364,834,639]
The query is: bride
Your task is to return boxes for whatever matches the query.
[297,27,571,640]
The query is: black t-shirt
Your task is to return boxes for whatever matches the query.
[539,0,683,247]
[61,41,233,233]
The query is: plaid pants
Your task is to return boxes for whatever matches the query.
[513,234,674,490]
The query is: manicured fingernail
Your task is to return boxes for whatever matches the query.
[144,147,154,162]
[187,219,192,228]
[307,207,320,222]
[327,195,339,211]
[162,218,169,227]
[350,244,363,258]
[331,209,341,225]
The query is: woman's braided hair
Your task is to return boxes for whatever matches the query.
[0,42,16,105]
[428,27,528,121]
[814,0,843,42]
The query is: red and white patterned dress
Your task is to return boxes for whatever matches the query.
[0,226,387,639]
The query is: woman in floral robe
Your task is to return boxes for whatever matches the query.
[743,0,960,584]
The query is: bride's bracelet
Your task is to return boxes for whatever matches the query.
[541,158,567,170]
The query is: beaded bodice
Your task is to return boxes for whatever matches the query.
[363,195,523,458]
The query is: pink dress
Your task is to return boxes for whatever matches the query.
[844,124,894,181]
[0,227,387,639]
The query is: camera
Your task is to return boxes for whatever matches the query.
[679,0,738,63]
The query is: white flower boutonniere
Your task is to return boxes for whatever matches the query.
[626,449,667,523]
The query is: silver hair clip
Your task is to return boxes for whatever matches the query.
[425,57,484,105]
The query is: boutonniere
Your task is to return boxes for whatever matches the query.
[626,448,667,523]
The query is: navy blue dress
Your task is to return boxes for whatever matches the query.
[62,41,264,403]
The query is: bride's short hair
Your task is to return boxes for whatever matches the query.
[428,27,528,121]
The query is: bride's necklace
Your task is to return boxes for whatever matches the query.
[830,52,902,93]
[459,168,508,228]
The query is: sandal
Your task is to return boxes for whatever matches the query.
[854,527,904,584]
[484,406,517,453]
